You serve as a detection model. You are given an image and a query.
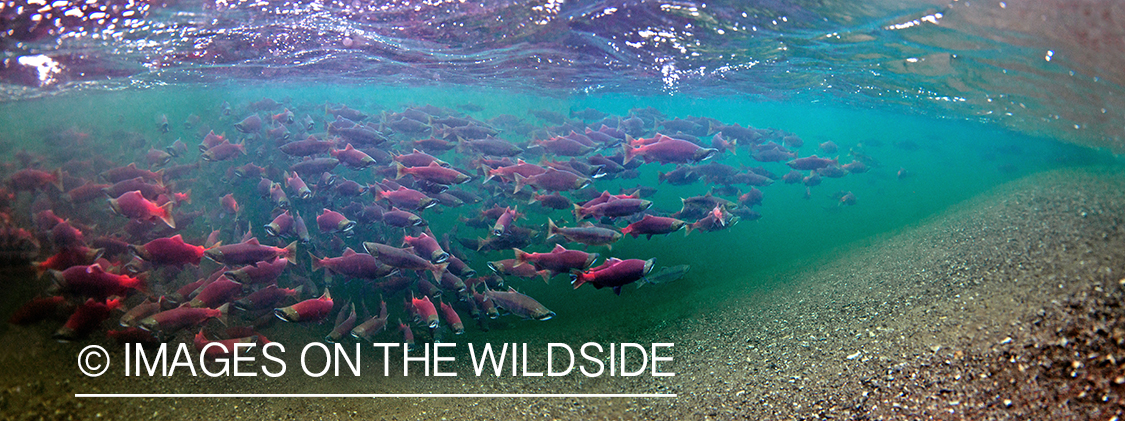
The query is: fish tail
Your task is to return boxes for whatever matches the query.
[394,162,407,180]
[546,218,559,239]
[430,262,449,283]
[572,204,583,221]
[216,303,230,326]
[309,251,324,271]
[181,189,192,204]
[283,241,298,264]
[622,142,634,164]
[512,173,527,194]
[131,272,150,295]
[513,248,529,264]
[538,270,550,285]
[157,201,176,229]
[50,169,64,192]
[480,165,496,184]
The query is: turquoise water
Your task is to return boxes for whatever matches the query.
[1,83,1114,353]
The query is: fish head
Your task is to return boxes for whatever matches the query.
[643,258,656,275]
[575,177,593,189]
[693,148,720,162]
[584,253,600,269]
[338,219,357,233]
[534,310,556,321]
[274,306,300,323]
[486,261,505,274]
[106,198,123,215]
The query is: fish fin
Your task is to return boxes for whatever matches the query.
[157,201,176,229]
[512,173,527,194]
[394,162,407,180]
[512,248,529,265]
[613,286,622,296]
[539,270,550,285]
[309,251,324,271]
[216,303,230,326]
[51,169,64,192]
[131,272,150,295]
[283,241,298,263]
[622,140,635,164]
[546,218,559,239]
[430,262,449,283]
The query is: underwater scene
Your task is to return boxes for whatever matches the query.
[2,0,1125,419]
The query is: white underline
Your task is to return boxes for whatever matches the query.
[75,393,676,398]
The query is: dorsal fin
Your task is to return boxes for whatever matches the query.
[343,248,356,256]
[247,238,260,245]
[551,244,566,253]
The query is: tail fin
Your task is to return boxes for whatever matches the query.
[546,218,560,239]
[657,171,666,184]
[572,204,584,221]
[622,141,635,164]
[283,241,298,264]
[157,201,176,229]
[131,272,150,295]
[430,262,449,283]
[394,162,407,180]
[180,189,192,204]
[513,248,530,265]
[309,251,325,272]
[684,223,694,237]
[537,269,550,285]
[481,165,497,183]
[215,303,230,326]
[51,169,64,192]
[512,173,527,194]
